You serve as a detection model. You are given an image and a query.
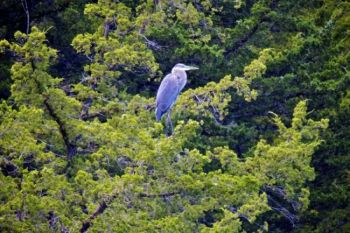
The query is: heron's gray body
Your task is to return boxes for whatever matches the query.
[155,64,197,121]
[155,71,186,121]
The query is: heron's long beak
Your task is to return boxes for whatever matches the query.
[184,65,199,71]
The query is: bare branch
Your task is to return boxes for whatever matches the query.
[266,193,298,227]
[20,0,30,35]
[138,33,164,50]
[192,94,237,127]
[103,23,109,38]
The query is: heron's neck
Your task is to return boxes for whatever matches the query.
[172,69,187,91]
[172,69,187,81]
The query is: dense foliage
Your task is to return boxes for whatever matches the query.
[0,0,348,232]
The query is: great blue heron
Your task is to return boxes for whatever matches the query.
[155,63,198,134]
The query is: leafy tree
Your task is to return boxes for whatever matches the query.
[0,16,329,232]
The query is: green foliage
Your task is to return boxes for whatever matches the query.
[72,0,160,84]
[0,21,329,232]
[247,101,328,209]
[1,27,60,104]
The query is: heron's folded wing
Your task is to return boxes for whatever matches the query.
[156,74,180,113]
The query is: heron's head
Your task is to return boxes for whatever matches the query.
[172,63,199,72]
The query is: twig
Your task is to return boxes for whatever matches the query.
[228,206,265,230]
[103,21,110,38]
[138,33,164,50]
[20,0,30,35]
[192,94,236,127]
[266,194,298,226]
[43,26,54,34]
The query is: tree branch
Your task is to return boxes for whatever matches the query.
[44,96,76,161]
[224,0,278,57]
[228,206,266,230]
[80,191,179,232]
[193,94,236,127]
[80,191,119,233]
[225,23,259,57]
[263,185,299,227]
[103,22,110,38]
[48,211,69,233]
[29,60,76,163]
[139,191,179,198]
[20,0,30,35]
[80,112,106,121]
[138,33,164,50]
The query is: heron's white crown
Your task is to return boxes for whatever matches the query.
[172,63,198,72]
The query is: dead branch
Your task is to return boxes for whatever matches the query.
[138,33,164,50]
[192,94,236,127]
[20,0,30,35]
